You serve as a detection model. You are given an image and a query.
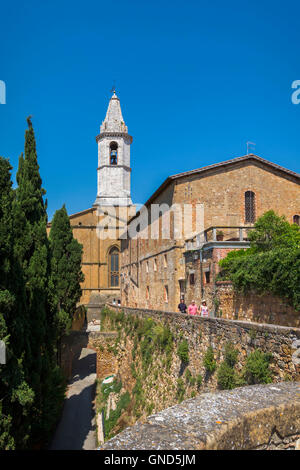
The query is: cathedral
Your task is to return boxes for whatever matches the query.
[64,91,135,315]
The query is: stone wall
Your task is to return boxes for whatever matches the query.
[88,332,118,380]
[60,331,89,379]
[101,382,300,450]
[109,304,300,384]
[60,330,119,381]
[216,281,300,328]
[92,305,300,444]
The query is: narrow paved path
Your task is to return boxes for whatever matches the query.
[50,348,97,450]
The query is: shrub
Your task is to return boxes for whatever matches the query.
[217,361,237,390]
[204,346,217,373]
[177,340,189,364]
[224,342,238,367]
[184,368,196,385]
[196,374,202,389]
[176,378,185,402]
[243,350,272,385]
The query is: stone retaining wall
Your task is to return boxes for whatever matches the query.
[108,305,300,383]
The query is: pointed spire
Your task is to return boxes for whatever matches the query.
[100,91,128,133]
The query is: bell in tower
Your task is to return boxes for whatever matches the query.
[110,142,118,165]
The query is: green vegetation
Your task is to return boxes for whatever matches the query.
[217,342,239,390]
[196,374,203,389]
[242,350,272,385]
[177,339,189,364]
[176,378,185,402]
[217,362,237,390]
[223,342,239,367]
[49,205,84,339]
[204,346,217,373]
[217,342,273,389]
[219,211,300,310]
[97,379,131,440]
[185,368,196,386]
[0,118,84,449]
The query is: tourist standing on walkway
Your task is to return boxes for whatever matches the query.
[199,300,209,317]
[178,299,187,313]
[188,300,198,316]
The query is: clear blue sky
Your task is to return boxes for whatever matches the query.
[1,0,300,220]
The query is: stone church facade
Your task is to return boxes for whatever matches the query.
[48,92,135,312]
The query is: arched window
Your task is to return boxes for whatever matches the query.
[293,215,300,226]
[110,142,118,165]
[245,191,256,223]
[109,247,119,287]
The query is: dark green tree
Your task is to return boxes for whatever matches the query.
[49,204,84,337]
[219,211,300,310]
[12,117,65,445]
[0,157,34,449]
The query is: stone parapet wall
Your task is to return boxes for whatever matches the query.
[102,382,300,450]
[216,281,300,328]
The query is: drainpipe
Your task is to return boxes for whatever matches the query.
[199,249,204,298]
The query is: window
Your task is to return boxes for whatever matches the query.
[110,142,118,165]
[164,285,169,303]
[205,271,210,284]
[163,254,168,268]
[245,191,256,223]
[154,258,157,271]
[109,247,119,287]
[189,273,195,285]
[146,286,150,300]
[146,261,149,273]
[293,215,300,226]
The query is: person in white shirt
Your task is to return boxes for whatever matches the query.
[199,300,209,317]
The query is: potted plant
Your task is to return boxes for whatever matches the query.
[216,230,224,241]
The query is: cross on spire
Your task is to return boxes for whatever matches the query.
[110,83,116,95]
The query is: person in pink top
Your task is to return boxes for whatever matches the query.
[188,300,198,316]
[200,300,209,317]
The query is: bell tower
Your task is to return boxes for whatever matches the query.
[94,91,133,207]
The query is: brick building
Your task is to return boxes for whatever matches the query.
[120,155,300,312]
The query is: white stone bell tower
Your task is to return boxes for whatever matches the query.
[94,91,133,207]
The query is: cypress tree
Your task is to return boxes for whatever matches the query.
[0,157,34,449]
[14,117,48,418]
[49,205,84,338]
[13,117,65,445]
